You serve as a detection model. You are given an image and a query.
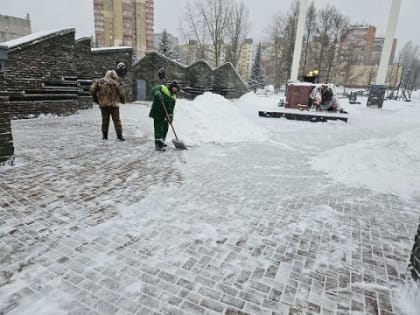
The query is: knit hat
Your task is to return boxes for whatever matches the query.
[169,80,180,91]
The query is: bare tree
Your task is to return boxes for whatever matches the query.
[324,10,349,82]
[225,1,250,68]
[197,0,233,67]
[180,2,209,62]
[399,41,420,96]
[302,1,317,76]
[315,5,336,80]
[264,2,299,87]
[265,13,285,89]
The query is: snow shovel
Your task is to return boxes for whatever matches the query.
[161,100,187,150]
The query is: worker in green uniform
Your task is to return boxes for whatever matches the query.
[149,80,180,151]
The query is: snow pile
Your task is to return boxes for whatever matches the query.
[174,92,270,145]
[235,92,281,110]
[397,281,420,315]
[311,127,420,200]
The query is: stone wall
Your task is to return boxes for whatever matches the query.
[5,29,76,92]
[3,29,89,119]
[409,218,420,281]
[74,38,95,79]
[134,52,185,100]
[134,52,248,100]
[91,47,135,102]
[0,95,14,164]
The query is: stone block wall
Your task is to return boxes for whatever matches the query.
[134,52,248,100]
[91,47,135,102]
[9,99,79,120]
[3,29,89,119]
[74,38,95,79]
[409,218,420,281]
[5,30,76,92]
[213,63,248,99]
[134,52,186,100]
[0,95,14,164]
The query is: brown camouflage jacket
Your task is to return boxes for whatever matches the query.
[90,78,126,107]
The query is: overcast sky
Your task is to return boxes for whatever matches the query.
[1,0,419,53]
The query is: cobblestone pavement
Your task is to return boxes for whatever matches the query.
[0,105,419,315]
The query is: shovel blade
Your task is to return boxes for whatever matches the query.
[172,139,188,150]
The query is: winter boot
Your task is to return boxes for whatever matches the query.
[102,131,108,140]
[117,135,126,142]
[155,140,166,151]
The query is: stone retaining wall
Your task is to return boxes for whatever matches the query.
[134,52,248,100]
[91,47,134,102]
[409,218,420,281]
[0,95,14,164]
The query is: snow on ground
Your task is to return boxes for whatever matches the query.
[309,97,420,201]
[2,90,420,314]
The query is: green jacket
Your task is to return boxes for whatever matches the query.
[149,85,177,121]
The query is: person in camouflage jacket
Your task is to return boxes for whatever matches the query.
[90,70,126,141]
[149,80,180,151]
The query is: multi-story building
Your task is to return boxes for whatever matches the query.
[93,0,154,58]
[177,40,201,65]
[237,38,255,81]
[0,14,31,42]
[370,37,397,65]
[340,25,376,65]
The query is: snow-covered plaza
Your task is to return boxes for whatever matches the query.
[1,92,420,314]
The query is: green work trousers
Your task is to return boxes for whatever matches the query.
[154,119,169,142]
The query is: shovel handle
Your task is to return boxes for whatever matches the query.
[160,99,179,140]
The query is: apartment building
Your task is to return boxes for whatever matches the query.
[370,37,397,65]
[94,0,154,58]
[237,38,255,81]
[0,14,31,42]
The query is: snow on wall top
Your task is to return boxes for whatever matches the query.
[2,28,75,49]
[91,46,133,53]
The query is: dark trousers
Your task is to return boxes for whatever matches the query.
[101,106,122,136]
[153,119,168,143]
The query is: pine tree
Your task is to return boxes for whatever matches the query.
[159,29,170,56]
[158,29,178,60]
[248,43,264,92]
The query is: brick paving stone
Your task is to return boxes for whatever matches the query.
[159,305,186,315]
[238,291,264,306]
[159,291,183,306]
[217,284,238,297]
[116,297,142,313]
[198,286,222,300]
[221,294,245,309]
[93,300,119,315]
[200,298,226,312]
[180,301,206,314]
[224,308,250,315]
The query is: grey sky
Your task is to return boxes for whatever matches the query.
[0,0,419,53]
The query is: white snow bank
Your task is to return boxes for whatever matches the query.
[397,281,420,315]
[174,92,270,145]
[311,127,420,200]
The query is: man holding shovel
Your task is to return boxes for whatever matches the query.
[149,80,181,151]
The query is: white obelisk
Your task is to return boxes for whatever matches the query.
[376,0,401,84]
[290,0,308,82]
